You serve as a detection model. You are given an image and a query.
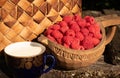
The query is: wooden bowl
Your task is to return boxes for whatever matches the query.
[38,14,120,69]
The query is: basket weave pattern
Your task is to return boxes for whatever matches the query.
[0,0,81,51]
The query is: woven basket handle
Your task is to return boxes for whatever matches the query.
[95,14,120,45]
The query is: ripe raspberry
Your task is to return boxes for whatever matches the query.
[70,37,80,50]
[94,23,101,32]
[88,33,94,37]
[63,15,73,23]
[47,35,56,42]
[69,21,80,32]
[45,15,102,50]
[74,14,82,22]
[88,25,96,34]
[75,31,84,41]
[77,19,87,28]
[71,43,80,50]
[51,30,63,39]
[81,28,89,36]
[59,21,69,33]
[84,16,95,24]
[63,43,70,48]
[62,36,73,45]
[49,24,60,30]
[86,22,91,27]
[72,37,80,45]
[56,38,62,44]
[65,29,75,37]
[60,26,69,34]
[59,21,68,27]
[44,28,53,36]
[92,37,100,46]
[89,23,100,33]
[79,45,85,50]
[94,32,102,39]
[82,36,94,49]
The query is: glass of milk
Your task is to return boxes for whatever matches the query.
[4,41,55,78]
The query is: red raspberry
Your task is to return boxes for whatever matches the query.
[79,45,85,50]
[59,21,68,27]
[88,25,96,34]
[71,43,80,50]
[92,37,100,46]
[75,31,84,41]
[56,38,62,44]
[60,26,69,34]
[84,16,95,24]
[88,23,102,39]
[70,43,80,50]
[51,30,63,39]
[88,33,94,37]
[70,37,80,50]
[62,36,73,45]
[86,22,91,27]
[74,14,82,21]
[46,15,102,50]
[69,21,80,32]
[94,23,101,32]
[63,15,73,23]
[94,32,102,39]
[63,43,70,48]
[72,37,80,45]
[88,23,101,34]
[82,36,94,49]
[59,21,69,33]
[77,19,87,28]
[44,28,53,36]
[49,24,60,30]
[65,29,75,37]
[81,28,89,36]
[47,35,56,42]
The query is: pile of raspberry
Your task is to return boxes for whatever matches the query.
[44,14,102,50]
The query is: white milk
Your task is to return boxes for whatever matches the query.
[4,42,45,57]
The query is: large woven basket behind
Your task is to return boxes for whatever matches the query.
[0,0,81,51]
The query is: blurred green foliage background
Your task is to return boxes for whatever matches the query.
[82,0,120,10]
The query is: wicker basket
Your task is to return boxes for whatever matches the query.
[0,0,82,51]
[38,14,120,69]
